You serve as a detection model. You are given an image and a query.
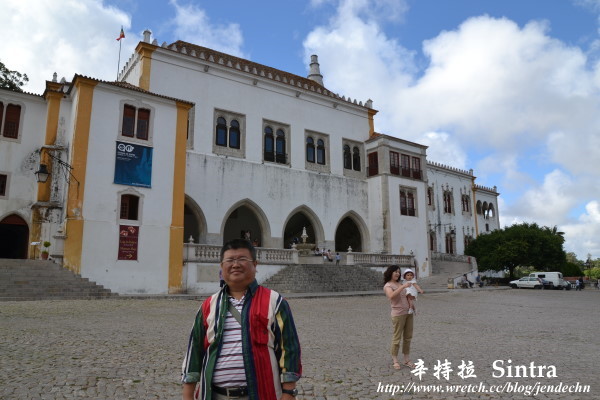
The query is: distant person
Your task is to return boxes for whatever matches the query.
[475,275,483,288]
[463,274,474,288]
[335,252,341,266]
[383,265,417,370]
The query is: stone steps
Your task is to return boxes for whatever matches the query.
[420,259,473,290]
[262,264,384,293]
[0,259,116,301]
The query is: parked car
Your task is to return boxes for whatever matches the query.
[528,272,571,290]
[509,277,553,289]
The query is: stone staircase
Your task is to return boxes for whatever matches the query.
[262,264,384,293]
[0,259,116,301]
[418,259,473,290]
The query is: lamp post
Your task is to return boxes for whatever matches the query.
[585,258,591,282]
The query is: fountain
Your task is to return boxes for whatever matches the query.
[293,227,316,256]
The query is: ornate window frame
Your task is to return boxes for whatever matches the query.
[262,119,290,165]
[304,130,330,173]
[212,109,246,158]
[342,139,364,179]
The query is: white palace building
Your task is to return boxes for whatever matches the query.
[0,31,499,294]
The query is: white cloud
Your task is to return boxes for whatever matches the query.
[418,131,467,169]
[0,0,247,94]
[562,201,600,259]
[509,169,576,223]
[169,0,245,58]
[303,0,416,125]
[304,1,600,258]
[0,0,133,93]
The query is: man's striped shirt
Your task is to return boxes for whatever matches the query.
[212,296,246,387]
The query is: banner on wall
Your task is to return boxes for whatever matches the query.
[114,141,153,187]
[118,225,139,260]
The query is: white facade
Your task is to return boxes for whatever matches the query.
[0,76,192,294]
[426,161,500,256]
[0,32,500,294]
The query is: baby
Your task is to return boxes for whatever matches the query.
[402,269,423,314]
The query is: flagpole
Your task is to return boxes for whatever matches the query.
[116,27,124,81]
[117,38,122,81]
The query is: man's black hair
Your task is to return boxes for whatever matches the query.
[220,238,257,261]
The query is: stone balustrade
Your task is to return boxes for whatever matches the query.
[183,244,298,265]
[348,253,414,266]
[183,244,412,267]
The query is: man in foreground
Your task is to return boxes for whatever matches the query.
[182,239,302,400]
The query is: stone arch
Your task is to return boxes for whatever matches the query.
[476,200,483,215]
[487,203,495,218]
[0,213,29,259]
[221,199,271,247]
[334,211,369,252]
[184,195,207,244]
[482,201,489,219]
[282,205,325,249]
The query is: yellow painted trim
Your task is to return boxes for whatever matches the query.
[28,209,43,259]
[136,42,156,91]
[368,109,378,137]
[37,91,63,202]
[62,77,97,274]
[168,101,192,293]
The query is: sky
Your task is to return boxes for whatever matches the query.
[1,0,599,260]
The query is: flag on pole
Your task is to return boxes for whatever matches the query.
[117,27,125,41]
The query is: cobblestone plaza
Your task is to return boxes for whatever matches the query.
[1,289,598,399]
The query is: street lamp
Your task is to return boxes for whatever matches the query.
[34,164,50,183]
[585,258,591,281]
[34,150,79,186]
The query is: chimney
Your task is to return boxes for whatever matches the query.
[307,55,324,86]
[143,29,152,43]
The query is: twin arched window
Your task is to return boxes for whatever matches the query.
[264,126,287,163]
[306,137,326,165]
[216,117,240,149]
[443,190,453,214]
[343,145,361,171]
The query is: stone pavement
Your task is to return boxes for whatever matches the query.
[1,288,599,399]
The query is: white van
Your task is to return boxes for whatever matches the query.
[528,272,571,290]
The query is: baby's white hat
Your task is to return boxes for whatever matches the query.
[403,269,415,279]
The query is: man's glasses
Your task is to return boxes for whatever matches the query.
[222,257,254,266]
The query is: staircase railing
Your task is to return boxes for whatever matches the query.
[431,252,473,263]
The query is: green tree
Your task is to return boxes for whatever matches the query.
[561,262,583,277]
[465,222,567,279]
[0,60,29,92]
